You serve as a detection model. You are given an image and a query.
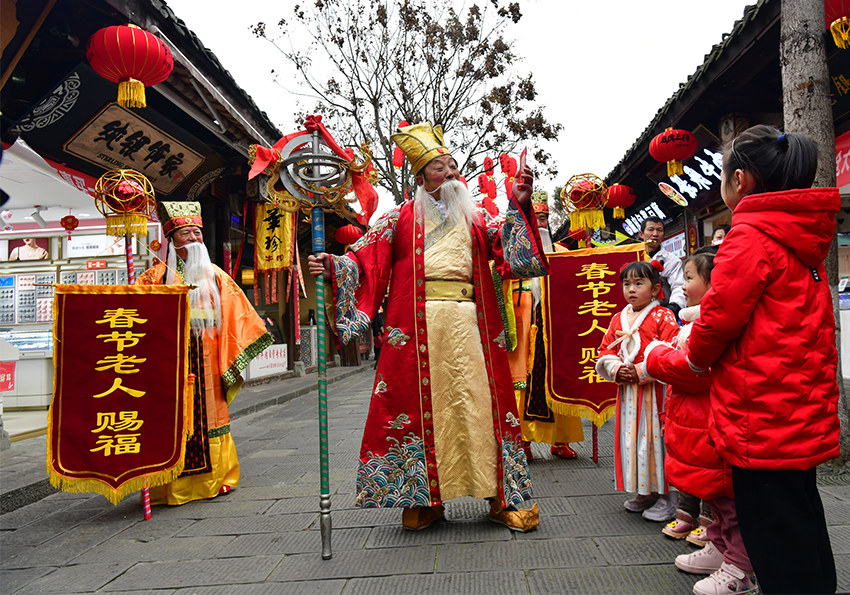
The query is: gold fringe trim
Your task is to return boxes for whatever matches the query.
[832,17,850,49]
[569,209,605,232]
[106,214,148,238]
[547,399,616,427]
[118,78,146,109]
[47,462,184,506]
[612,206,625,219]
[666,160,684,177]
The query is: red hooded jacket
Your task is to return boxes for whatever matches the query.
[687,187,841,470]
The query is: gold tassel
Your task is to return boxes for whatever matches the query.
[666,160,684,177]
[832,17,850,49]
[118,78,146,108]
[546,399,617,427]
[106,214,148,238]
[613,207,625,219]
[579,240,587,248]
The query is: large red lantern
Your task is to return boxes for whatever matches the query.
[649,128,698,177]
[826,1,850,48]
[335,224,363,246]
[94,169,156,237]
[86,25,173,108]
[483,157,495,177]
[607,184,637,219]
[477,174,488,194]
[561,173,608,232]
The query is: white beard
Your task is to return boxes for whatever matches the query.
[531,228,553,309]
[166,241,222,337]
[414,179,476,227]
[538,227,554,253]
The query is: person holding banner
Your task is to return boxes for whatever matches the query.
[308,122,549,532]
[508,191,583,460]
[595,261,679,518]
[136,202,274,505]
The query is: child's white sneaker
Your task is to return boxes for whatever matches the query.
[642,493,677,521]
[692,562,757,595]
[675,541,724,574]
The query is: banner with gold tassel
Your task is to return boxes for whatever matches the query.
[254,202,294,305]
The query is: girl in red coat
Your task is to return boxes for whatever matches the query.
[644,247,755,595]
[596,261,679,515]
[686,125,840,595]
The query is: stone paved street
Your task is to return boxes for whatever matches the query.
[2,370,850,594]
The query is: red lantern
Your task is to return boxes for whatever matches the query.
[484,157,495,177]
[826,1,850,48]
[86,25,173,108]
[607,184,637,219]
[335,224,363,246]
[60,215,79,240]
[649,128,698,177]
[392,120,409,168]
[478,174,488,194]
[459,175,468,188]
[487,178,497,200]
[569,227,591,248]
[150,240,161,251]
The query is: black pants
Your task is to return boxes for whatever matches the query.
[731,466,836,594]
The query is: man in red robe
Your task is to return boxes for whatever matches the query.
[309,122,548,531]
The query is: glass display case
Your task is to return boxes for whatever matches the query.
[0,328,53,354]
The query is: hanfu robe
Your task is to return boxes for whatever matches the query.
[136,261,273,505]
[332,196,548,509]
[595,301,678,495]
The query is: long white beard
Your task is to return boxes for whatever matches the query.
[538,227,554,253]
[531,228,554,309]
[414,179,476,227]
[167,242,222,337]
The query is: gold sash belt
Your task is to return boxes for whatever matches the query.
[425,280,474,302]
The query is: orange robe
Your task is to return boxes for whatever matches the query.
[136,261,273,505]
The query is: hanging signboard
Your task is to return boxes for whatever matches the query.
[63,103,205,195]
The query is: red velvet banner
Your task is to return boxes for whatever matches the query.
[542,244,647,425]
[48,284,191,504]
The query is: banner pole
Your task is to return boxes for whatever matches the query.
[125,232,152,520]
[592,424,598,464]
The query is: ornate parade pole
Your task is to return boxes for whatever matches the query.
[251,117,376,559]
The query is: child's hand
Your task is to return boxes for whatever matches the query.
[615,364,637,384]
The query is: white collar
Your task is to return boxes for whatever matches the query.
[679,304,701,322]
[425,191,447,217]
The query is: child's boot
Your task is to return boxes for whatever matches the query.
[675,541,724,574]
[662,509,697,539]
[692,561,757,595]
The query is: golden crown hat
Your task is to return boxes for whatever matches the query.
[531,191,549,214]
[390,121,451,174]
[157,201,203,237]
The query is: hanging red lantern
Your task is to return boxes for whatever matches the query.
[478,174,488,194]
[484,157,495,177]
[86,24,173,108]
[607,184,637,219]
[569,227,591,249]
[60,215,79,240]
[150,240,161,251]
[487,178,497,200]
[335,224,364,246]
[826,1,850,48]
[392,120,409,168]
[94,169,156,237]
[561,173,608,232]
[459,175,468,188]
[649,128,698,177]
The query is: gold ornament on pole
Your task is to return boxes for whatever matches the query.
[94,169,156,237]
[560,173,608,233]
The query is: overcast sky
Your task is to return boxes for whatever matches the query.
[166,0,753,217]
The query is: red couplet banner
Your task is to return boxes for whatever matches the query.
[48,284,191,504]
[542,244,647,425]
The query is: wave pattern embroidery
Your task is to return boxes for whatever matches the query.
[351,207,401,252]
[502,211,547,278]
[332,255,370,345]
[501,433,533,506]
[356,433,431,508]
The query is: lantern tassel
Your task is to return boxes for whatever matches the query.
[613,207,625,219]
[666,160,684,177]
[106,214,148,238]
[832,18,850,49]
[118,78,146,108]
[569,209,606,233]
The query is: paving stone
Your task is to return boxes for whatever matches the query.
[437,538,602,572]
[515,511,659,541]
[532,476,619,497]
[366,519,510,547]
[247,449,298,458]
[14,562,134,595]
[823,496,850,525]
[444,498,489,520]
[328,507,402,528]
[176,513,316,536]
[268,546,436,581]
[569,493,630,515]
[70,535,236,565]
[534,496,577,516]
[821,485,850,501]
[102,556,282,591]
[345,570,527,594]
[2,519,138,568]
[594,534,693,565]
[173,582,346,595]
[234,484,328,500]
[836,554,850,594]
[0,509,109,547]
[0,498,79,531]
[266,496,356,516]
[828,524,850,555]
[534,467,615,484]
[527,565,699,594]
[111,518,197,542]
[295,470,357,484]
[217,527,370,557]
[145,499,275,520]
[0,567,54,594]
[335,480,357,494]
